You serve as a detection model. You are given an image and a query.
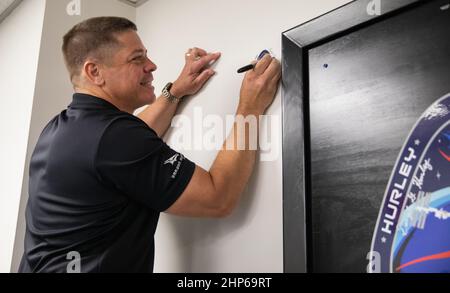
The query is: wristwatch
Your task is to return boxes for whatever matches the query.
[162,82,181,103]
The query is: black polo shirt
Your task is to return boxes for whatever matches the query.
[19,93,195,273]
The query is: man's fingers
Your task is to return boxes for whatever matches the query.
[191,52,221,73]
[262,58,281,81]
[271,70,282,84]
[194,69,215,87]
[186,47,208,61]
[253,54,272,75]
[190,47,208,57]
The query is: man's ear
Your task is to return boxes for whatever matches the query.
[83,61,105,86]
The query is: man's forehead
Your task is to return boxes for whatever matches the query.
[115,31,146,53]
[129,48,147,55]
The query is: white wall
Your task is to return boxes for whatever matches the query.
[0,0,46,273]
[137,0,351,273]
[10,0,135,272]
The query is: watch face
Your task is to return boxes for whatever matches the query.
[162,83,179,103]
[163,87,170,97]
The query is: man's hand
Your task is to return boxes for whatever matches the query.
[165,54,281,218]
[239,54,281,114]
[170,47,221,98]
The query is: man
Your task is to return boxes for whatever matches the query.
[19,17,281,273]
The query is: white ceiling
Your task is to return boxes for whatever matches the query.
[0,0,148,24]
[0,0,16,13]
[0,0,22,24]
[118,0,149,7]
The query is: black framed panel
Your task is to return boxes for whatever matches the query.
[281,34,307,273]
[282,0,450,272]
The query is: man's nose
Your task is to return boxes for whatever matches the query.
[144,57,157,73]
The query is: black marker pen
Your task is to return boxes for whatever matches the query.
[237,49,271,74]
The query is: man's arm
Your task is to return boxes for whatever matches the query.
[137,48,221,137]
[137,94,179,137]
[166,54,281,217]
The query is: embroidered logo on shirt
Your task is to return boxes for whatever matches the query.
[164,153,185,179]
[164,154,180,166]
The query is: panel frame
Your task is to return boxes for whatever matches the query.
[281,0,430,272]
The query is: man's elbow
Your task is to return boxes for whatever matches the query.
[213,202,234,218]
[209,190,238,218]
[206,172,239,218]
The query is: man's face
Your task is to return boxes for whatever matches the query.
[101,30,157,111]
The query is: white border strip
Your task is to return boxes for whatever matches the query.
[0,0,23,25]
[118,0,149,8]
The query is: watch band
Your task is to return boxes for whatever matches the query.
[162,82,181,103]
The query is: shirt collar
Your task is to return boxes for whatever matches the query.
[69,93,121,111]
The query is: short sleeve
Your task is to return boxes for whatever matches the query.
[95,116,195,211]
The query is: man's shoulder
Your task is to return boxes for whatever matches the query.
[101,113,158,139]
[96,113,163,162]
